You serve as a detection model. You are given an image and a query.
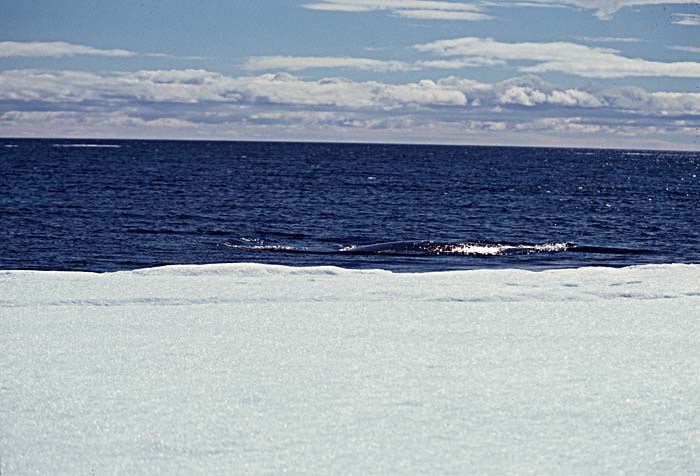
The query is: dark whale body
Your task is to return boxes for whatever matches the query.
[341,241,438,254]
[225,239,649,257]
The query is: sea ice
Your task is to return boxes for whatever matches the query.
[1,264,699,475]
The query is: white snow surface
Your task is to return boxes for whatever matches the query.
[1,263,699,475]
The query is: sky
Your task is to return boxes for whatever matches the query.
[1,0,699,149]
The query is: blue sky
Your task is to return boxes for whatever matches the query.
[1,0,699,149]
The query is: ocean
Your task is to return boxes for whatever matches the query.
[4,139,700,476]
[1,138,699,272]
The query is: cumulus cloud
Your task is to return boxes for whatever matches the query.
[3,68,699,117]
[499,86,605,107]
[1,68,698,148]
[489,76,700,116]
[599,87,700,116]
[435,76,494,93]
[0,41,137,58]
[513,116,697,139]
[0,69,468,109]
[415,36,700,78]
[303,0,493,20]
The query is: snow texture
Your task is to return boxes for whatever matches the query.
[1,263,699,475]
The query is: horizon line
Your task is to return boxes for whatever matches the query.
[2,135,698,153]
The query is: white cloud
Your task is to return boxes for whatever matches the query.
[304,0,482,12]
[435,76,494,92]
[672,13,700,25]
[415,36,700,78]
[303,0,491,19]
[304,0,700,21]
[516,117,604,133]
[0,69,469,109]
[499,86,546,106]
[548,89,606,107]
[392,9,493,19]
[1,111,80,122]
[250,110,350,122]
[483,1,569,8]
[129,69,221,85]
[3,68,699,117]
[465,119,507,130]
[419,57,506,68]
[416,37,609,61]
[242,55,504,72]
[600,87,700,116]
[0,110,198,130]
[0,41,137,58]
[382,79,469,106]
[242,56,417,72]
[498,86,605,107]
[491,77,700,115]
[522,55,700,78]
[669,45,700,53]
[1,68,698,148]
[303,2,375,10]
[237,74,470,107]
[575,36,642,43]
[0,40,206,60]
[513,116,698,140]
[586,1,700,19]
[0,70,106,102]
[496,1,700,20]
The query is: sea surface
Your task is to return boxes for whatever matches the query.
[1,138,699,272]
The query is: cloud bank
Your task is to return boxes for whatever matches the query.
[1,68,698,149]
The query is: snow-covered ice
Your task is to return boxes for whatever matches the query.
[1,263,699,475]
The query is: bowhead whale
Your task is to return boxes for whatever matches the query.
[340,241,438,254]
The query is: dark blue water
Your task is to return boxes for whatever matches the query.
[1,139,699,272]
